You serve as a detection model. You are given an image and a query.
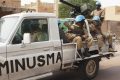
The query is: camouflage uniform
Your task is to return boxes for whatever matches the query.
[90,22,104,49]
[90,21,113,51]
[91,9,105,20]
[66,24,92,49]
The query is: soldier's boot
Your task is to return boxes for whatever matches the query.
[84,48,91,57]
[108,45,117,52]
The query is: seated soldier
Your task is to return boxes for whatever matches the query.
[66,15,93,58]
[58,20,70,43]
[59,20,70,33]
[90,16,104,52]
[31,22,46,42]
[91,16,115,52]
[41,24,49,41]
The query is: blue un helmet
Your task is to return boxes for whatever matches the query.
[75,15,85,23]
[92,16,101,26]
[96,1,101,6]
[92,16,100,21]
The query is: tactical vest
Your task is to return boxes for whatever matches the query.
[72,25,85,36]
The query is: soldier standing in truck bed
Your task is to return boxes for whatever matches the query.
[91,1,105,22]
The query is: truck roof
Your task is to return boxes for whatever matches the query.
[2,12,56,18]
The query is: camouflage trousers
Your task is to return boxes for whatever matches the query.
[65,33,93,50]
[103,33,113,46]
[95,33,113,48]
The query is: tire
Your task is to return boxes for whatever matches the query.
[79,58,100,80]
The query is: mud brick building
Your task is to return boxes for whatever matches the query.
[101,6,120,38]
[0,0,21,17]
[0,0,36,17]
[23,0,55,13]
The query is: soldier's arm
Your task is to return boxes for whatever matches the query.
[90,11,94,17]
[67,25,74,33]
[101,9,105,21]
[82,28,89,39]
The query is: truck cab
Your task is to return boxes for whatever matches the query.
[0,13,114,80]
[0,13,76,80]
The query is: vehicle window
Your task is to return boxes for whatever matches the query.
[12,18,49,44]
[0,17,18,43]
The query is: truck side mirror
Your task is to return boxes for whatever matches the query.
[23,33,31,44]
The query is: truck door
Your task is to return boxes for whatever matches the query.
[0,45,9,80]
[6,18,62,80]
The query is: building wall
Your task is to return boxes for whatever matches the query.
[24,3,37,11]
[102,6,120,38]
[0,0,21,8]
[105,6,120,21]
[115,6,120,15]
[0,0,21,17]
[23,0,55,13]
[55,0,59,17]
[37,3,54,13]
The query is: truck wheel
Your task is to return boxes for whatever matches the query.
[79,59,100,79]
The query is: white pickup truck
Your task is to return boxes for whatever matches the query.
[0,13,114,80]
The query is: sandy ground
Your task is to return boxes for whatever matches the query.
[94,42,120,80]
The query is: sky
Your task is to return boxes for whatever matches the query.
[98,0,120,7]
[21,0,120,7]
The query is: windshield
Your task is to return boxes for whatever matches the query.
[0,17,18,42]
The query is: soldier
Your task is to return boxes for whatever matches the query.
[91,16,115,52]
[91,1,105,22]
[90,16,104,51]
[58,20,70,43]
[59,20,70,33]
[31,22,47,42]
[67,15,93,58]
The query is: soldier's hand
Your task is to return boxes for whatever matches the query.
[83,35,88,39]
[87,37,93,47]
